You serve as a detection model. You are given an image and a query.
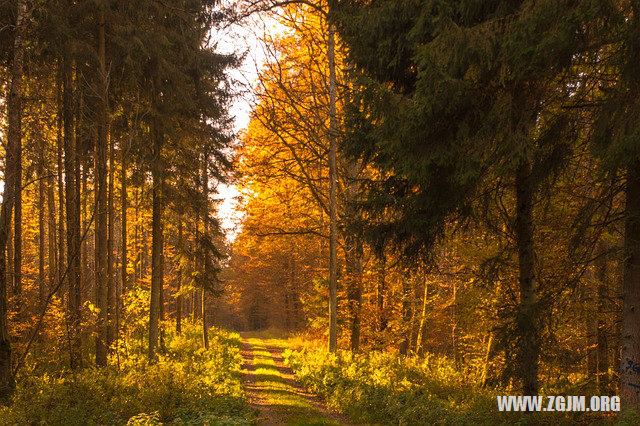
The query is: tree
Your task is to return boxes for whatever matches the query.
[0,0,27,401]
[95,2,108,367]
[333,0,591,394]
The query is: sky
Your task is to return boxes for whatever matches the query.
[213,9,277,242]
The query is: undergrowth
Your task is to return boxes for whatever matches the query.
[285,345,622,425]
[0,321,253,425]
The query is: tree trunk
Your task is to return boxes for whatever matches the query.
[586,267,598,376]
[345,237,363,352]
[327,20,339,354]
[415,276,429,356]
[38,139,46,313]
[202,289,209,349]
[13,127,22,301]
[595,247,609,392]
[201,150,209,350]
[63,40,82,371]
[0,0,27,400]
[56,70,65,292]
[399,272,413,356]
[377,256,387,334]
[81,156,88,305]
[344,157,363,352]
[481,333,494,387]
[107,112,115,349]
[176,218,182,334]
[515,161,539,396]
[94,7,109,366]
[148,121,164,361]
[47,161,58,292]
[121,127,128,295]
[620,163,640,409]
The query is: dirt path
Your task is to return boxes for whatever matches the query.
[240,336,353,425]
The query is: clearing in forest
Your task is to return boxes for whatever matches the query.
[240,335,351,426]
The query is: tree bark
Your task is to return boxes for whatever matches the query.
[63,40,82,371]
[148,120,164,361]
[377,256,387,334]
[595,247,609,392]
[94,7,109,366]
[0,0,27,400]
[121,126,128,295]
[56,70,66,292]
[47,160,58,292]
[415,275,429,356]
[399,272,412,356]
[345,235,363,352]
[201,150,209,350]
[13,122,22,301]
[515,161,539,396]
[176,218,182,334]
[38,138,46,313]
[107,111,115,349]
[620,163,640,409]
[327,20,338,353]
[202,288,209,349]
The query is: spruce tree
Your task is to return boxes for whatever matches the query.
[333,0,594,394]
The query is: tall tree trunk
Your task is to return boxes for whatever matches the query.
[202,289,208,349]
[6,230,12,300]
[415,275,429,356]
[515,161,539,396]
[194,215,201,320]
[107,114,115,349]
[121,128,128,295]
[399,273,412,356]
[81,157,89,305]
[201,149,209,350]
[38,139,46,313]
[620,163,640,409]
[134,187,140,281]
[176,218,182,334]
[595,247,609,392]
[345,237,363,352]
[481,333,495,388]
[94,6,109,366]
[63,40,82,371]
[345,159,363,352]
[327,20,338,353]
[586,269,598,376]
[148,120,164,361]
[47,164,58,292]
[13,128,22,301]
[0,0,27,400]
[56,70,65,292]
[377,256,387,334]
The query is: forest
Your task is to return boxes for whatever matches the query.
[1,0,640,424]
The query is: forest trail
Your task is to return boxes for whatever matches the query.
[240,335,352,425]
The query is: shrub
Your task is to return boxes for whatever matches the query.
[285,346,611,425]
[0,322,253,425]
